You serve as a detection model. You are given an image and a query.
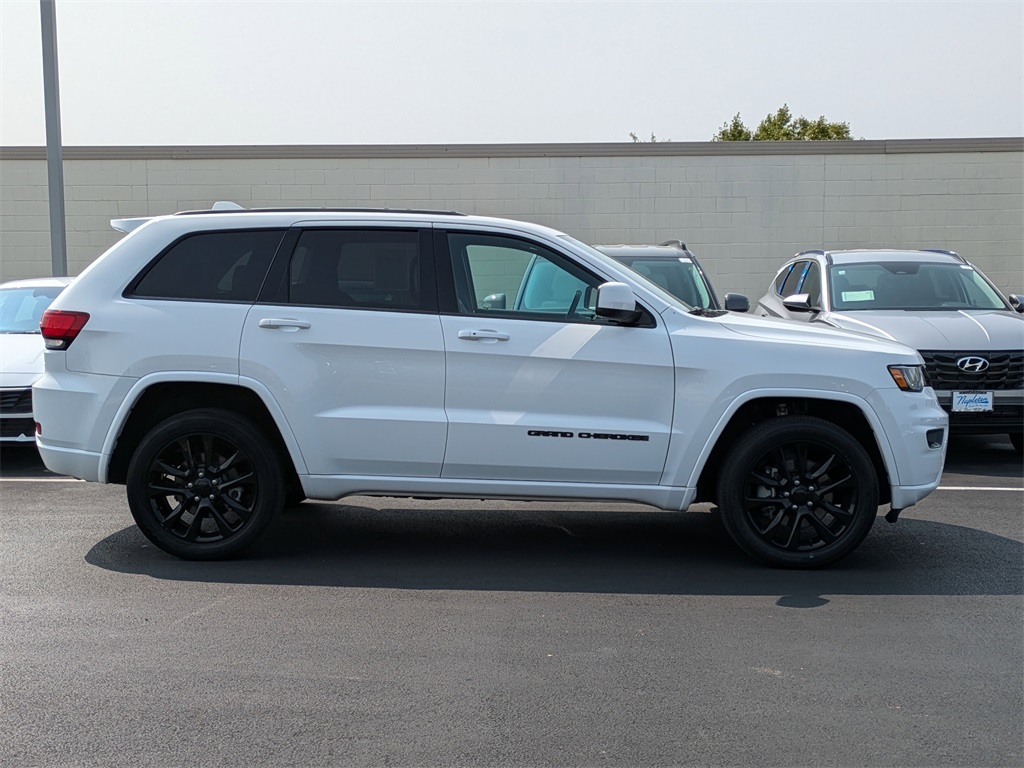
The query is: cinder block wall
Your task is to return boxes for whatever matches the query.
[1,139,1021,301]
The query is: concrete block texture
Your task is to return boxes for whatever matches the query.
[1,141,1021,300]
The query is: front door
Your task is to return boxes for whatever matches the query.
[437,230,675,485]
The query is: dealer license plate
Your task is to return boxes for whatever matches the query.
[951,391,994,412]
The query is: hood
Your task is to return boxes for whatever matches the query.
[0,333,46,387]
[705,309,920,358]
[825,310,1024,350]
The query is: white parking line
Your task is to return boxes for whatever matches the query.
[937,486,1023,492]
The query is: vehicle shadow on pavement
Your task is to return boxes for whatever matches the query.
[85,502,1023,600]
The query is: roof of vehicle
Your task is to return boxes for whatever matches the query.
[110,204,563,240]
[594,243,695,260]
[795,249,968,266]
[0,276,74,290]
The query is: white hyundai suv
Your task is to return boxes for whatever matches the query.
[34,206,948,567]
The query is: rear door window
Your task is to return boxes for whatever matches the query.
[286,229,434,312]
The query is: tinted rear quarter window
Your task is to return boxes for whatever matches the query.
[130,229,285,301]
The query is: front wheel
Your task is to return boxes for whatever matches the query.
[126,409,285,560]
[716,416,879,568]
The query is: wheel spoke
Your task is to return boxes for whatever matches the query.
[156,460,188,479]
[148,484,186,498]
[217,471,254,492]
[817,474,853,495]
[214,451,240,474]
[796,443,810,478]
[750,472,784,488]
[203,434,215,468]
[208,503,240,535]
[183,505,206,541]
[808,454,835,481]
[176,437,196,472]
[220,493,253,516]
[161,504,188,530]
[761,508,787,535]
[781,512,803,550]
[819,498,854,522]
[804,511,839,544]
[774,447,792,480]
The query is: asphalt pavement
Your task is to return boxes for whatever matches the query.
[1,435,1021,767]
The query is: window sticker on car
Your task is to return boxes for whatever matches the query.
[677,258,693,264]
[842,290,875,302]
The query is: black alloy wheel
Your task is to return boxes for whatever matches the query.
[127,409,285,559]
[717,416,879,568]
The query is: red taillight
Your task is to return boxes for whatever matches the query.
[40,309,90,350]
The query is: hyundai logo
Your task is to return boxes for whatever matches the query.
[956,356,990,373]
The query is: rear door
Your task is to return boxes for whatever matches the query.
[239,224,447,477]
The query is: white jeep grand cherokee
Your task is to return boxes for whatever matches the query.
[34,206,948,567]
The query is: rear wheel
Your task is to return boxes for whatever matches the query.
[716,416,879,568]
[126,409,285,559]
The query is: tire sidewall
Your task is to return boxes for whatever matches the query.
[126,409,285,560]
[717,416,879,568]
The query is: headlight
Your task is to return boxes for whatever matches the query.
[888,364,926,392]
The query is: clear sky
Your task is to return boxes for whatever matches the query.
[1,0,1021,146]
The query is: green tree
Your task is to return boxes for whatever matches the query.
[713,104,852,141]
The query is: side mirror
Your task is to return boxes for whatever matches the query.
[1009,294,1023,313]
[595,282,642,324]
[782,293,816,313]
[481,293,506,310]
[723,292,749,313]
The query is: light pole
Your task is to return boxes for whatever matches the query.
[40,0,67,277]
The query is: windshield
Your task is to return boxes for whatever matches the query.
[829,262,1009,312]
[558,236,693,309]
[608,257,713,309]
[0,286,65,333]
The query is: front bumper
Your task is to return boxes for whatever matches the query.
[867,387,949,510]
[0,386,36,443]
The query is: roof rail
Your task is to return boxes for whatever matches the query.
[922,248,966,262]
[796,248,831,265]
[173,205,468,217]
[658,239,688,249]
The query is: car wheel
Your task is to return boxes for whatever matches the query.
[716,416,879,568]
[126,408,285,560]
[1010,433,1023,455]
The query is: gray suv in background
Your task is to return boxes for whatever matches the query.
[594,241,749,312]
[758,248,1024,452]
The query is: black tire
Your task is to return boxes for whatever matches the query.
[1009,433,1023,456]
[716,416,879,568]
[126,408,285,560]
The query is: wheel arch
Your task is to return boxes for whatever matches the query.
[104,375,306,493]
[691,393,893,507]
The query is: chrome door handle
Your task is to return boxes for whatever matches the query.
[458,329,510,342]
[259,318,311,330]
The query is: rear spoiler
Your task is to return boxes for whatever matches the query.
[111,201,245,233]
